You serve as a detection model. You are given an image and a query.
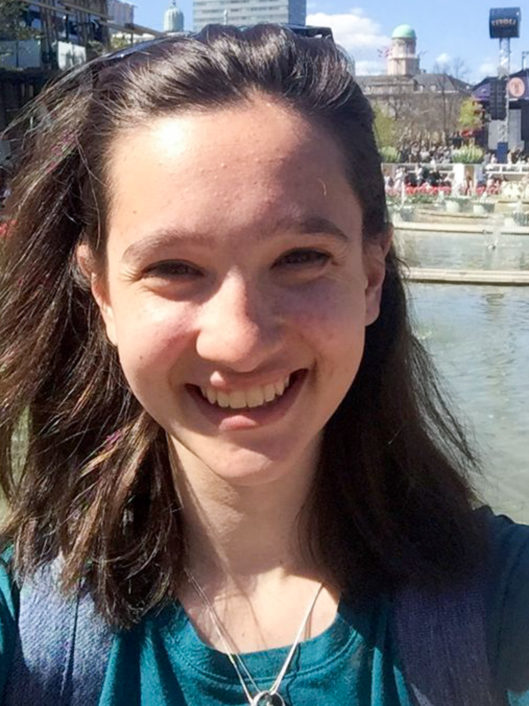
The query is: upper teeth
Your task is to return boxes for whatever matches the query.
[200,376,291,409]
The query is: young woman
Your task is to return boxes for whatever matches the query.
[0,24,527,706]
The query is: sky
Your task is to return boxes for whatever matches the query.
[134,1,528,84]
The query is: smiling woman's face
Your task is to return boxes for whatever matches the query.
[91,97,388,486]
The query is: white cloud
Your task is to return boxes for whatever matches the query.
[478,60,496,77]
[306,8,391,56]
[355,59,386,75]
[435,52,451,66]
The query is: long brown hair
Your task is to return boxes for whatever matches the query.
[0,24,485,627]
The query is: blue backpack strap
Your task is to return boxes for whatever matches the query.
[394,576,496,706]
[4,557,113,706]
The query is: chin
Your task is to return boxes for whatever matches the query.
[203,446,294,486]
[171,432,319,488]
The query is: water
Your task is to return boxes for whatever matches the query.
[397,230,529,271]
[396,230,529,522]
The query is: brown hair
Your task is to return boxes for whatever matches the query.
[0,24,485,627]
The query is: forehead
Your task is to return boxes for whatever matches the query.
[106,98,360,242]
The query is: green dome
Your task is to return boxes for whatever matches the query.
[392,24,416,39]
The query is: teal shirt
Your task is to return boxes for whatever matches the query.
[1,512,529,705]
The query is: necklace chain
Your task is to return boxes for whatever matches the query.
[185,570,323,706]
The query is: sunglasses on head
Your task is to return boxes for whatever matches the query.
[105,23,334,63]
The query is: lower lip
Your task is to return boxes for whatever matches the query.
[186,371,307,431]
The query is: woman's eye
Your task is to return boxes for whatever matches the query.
[144,261,201,278]
[275,249,330,267]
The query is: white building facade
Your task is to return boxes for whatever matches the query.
[193,0,305,32]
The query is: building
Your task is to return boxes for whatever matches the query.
[0,0,112,146]
[356,24,471,144]
[473,70,529,152]
[108,0,134,27]
[0,1,160,163]
[387,24,419,77]
[164,0,184,33]
[193,0,305,32]
[107,1,163,45]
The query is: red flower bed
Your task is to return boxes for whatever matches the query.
[385,185,452,198]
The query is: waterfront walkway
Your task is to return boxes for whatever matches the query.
[406,268,529,285]
[393,220,529,235]
[395,220,529,235]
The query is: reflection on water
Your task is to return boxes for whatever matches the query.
[396,230,529,271]
[408,282,529,523]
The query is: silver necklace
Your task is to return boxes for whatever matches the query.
[185,570,324,706]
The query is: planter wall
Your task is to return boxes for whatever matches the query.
[473,202,495,216]
[399,206,415,222]
[446,200,461,214]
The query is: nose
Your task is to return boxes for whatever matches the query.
[195,273,283,372]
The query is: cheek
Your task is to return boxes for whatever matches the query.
[287,281,367,343]
[289,284,368,389]
[112,300,196,382]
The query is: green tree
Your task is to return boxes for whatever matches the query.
[373,106,397,148]
[0,0,37,40]
[458,98,484,132]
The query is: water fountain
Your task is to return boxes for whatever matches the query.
[391,192,529,236]
[392,191,529,285]
[386,168,529,522]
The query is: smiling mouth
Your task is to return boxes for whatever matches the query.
[197,374,295,410]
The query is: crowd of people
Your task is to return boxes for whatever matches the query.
[383,162,529,199]
[397,141,454,164]
[394,139,529,167]
[496,148,529,165]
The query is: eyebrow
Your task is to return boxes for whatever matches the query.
[275,216,350,242]
[121,215,350,264]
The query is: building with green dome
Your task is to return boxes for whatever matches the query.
[392,24,417,40]
[388,23,419,77]
[355,24,472,143]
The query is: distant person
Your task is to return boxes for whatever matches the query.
[0,24,527,705]
[463,173,474,196]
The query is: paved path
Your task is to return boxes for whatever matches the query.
[405,267,529,285]
[394,220,529,235]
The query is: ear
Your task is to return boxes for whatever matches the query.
[362,227,392,326]
[76,243,118,346]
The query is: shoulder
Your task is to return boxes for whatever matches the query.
[480,508,529,694]
[482,507,529,598]
[0,548,19,689]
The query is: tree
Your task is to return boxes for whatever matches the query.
[430,61,470,142]
[373,105,397,148]
[451,57,469,82]
[458,98,484,132]
[432,56,469,82]
[0,0,38,41]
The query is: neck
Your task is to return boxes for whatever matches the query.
[170,440,320,586]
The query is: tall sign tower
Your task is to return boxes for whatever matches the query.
[489,7,521,161]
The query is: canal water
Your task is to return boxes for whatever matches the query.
[396,230,529,522]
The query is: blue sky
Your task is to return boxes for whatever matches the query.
[134,1,528,83]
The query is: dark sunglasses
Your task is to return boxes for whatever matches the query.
[105,23,334,63]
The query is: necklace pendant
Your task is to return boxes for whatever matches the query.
[251,692,286,706]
